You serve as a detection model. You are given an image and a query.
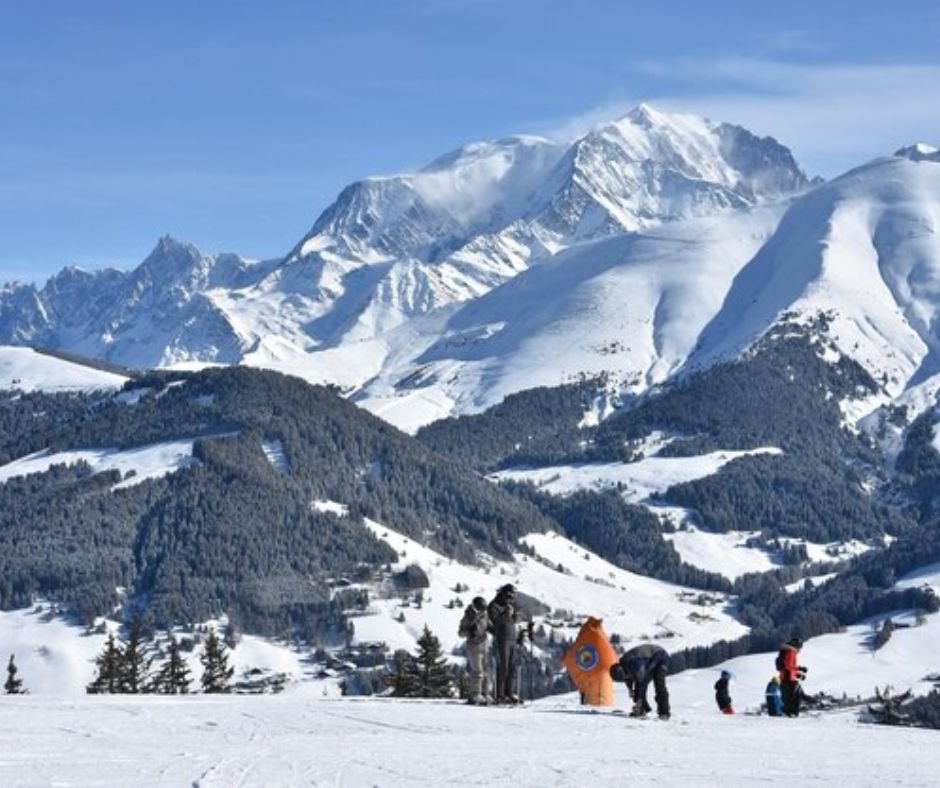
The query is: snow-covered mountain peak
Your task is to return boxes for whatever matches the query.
[420,134,557,174]
[296,106,808,264]
[895,142,940,163]
[0,106,815,392]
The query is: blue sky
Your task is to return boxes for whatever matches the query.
[2,0,938,281]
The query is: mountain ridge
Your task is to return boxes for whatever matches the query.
[0,105,809,379]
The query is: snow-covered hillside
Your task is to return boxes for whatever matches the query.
[353,204,787,426]
[351,519,745,657]
[4,604,940,787]
[0,438,207,489]
[689,148,940,408]
[0,346,127,391]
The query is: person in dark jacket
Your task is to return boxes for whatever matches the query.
[714,669,734,714]
[458,596,491,704]
[488,584,520,704]
[615,644,670,719]
[765,674,783,716]
[776,636,807,717]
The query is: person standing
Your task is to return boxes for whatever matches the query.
[458,596,491,704]
[765,674,784,716]
[488,584,520,704]
[614,643,671,719]
[714,669,734,714]
[776,636,807,717]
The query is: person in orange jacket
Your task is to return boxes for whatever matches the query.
[776,636,807,716]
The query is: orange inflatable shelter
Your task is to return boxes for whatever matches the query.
[562,616,619,706]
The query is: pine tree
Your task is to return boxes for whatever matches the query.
[388,649,417,697]
[411,625,453,698]
[87,633,124,694]
[4,654,25,694]
[120,617,154,694]
[152,635,192,694]
[200,628,234,694]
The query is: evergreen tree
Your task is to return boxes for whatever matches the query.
[120,617,153,694]
[4,654,25,694]
[200,628,234,694]
[87,633,124,694]
[388,649,417,697]
[152,635,192,694]
[411,625,453,698]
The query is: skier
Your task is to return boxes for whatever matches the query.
[776,636,808,717]
[765,674,783,717]
[488,584,521,704]
[458,596,491,705]
[714,669,734,714]
[614,643,670,719]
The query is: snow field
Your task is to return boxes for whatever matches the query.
[2,554,940,785]
[0,346,127,392]
[0,439,204,490]
[490,447,782,504]
[1,678,937,787]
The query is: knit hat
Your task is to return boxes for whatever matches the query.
[720,670,732,680]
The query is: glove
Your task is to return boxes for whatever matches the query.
[798,665,808,673]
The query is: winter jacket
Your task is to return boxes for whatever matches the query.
[458,605,490,645]
[714,676,732,710]
[776,644,801,683]
[487,595,518,642]
[619,644,669,695]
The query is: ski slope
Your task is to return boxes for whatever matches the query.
[2,564,940,785]
[1,670,936,787]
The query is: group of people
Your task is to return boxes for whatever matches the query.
[460,585,810,718]
[459,584,671,715]
[715,636,812,717]
[458,583,529,705]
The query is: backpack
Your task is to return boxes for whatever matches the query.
[775,651,785,672]
[458,609,476,639]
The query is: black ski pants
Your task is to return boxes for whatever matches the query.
[781,680,802,716]
[636,664,670,716]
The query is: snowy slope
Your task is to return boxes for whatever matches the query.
[353,204,787,428]
[3,640,939,787]
[0,346,127,391]
[0,438,208,489]
[351,517,745,656]
[4,542,940,785]
[689,148,940,405]
[491,447,781,502]
[0,605,310,697]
